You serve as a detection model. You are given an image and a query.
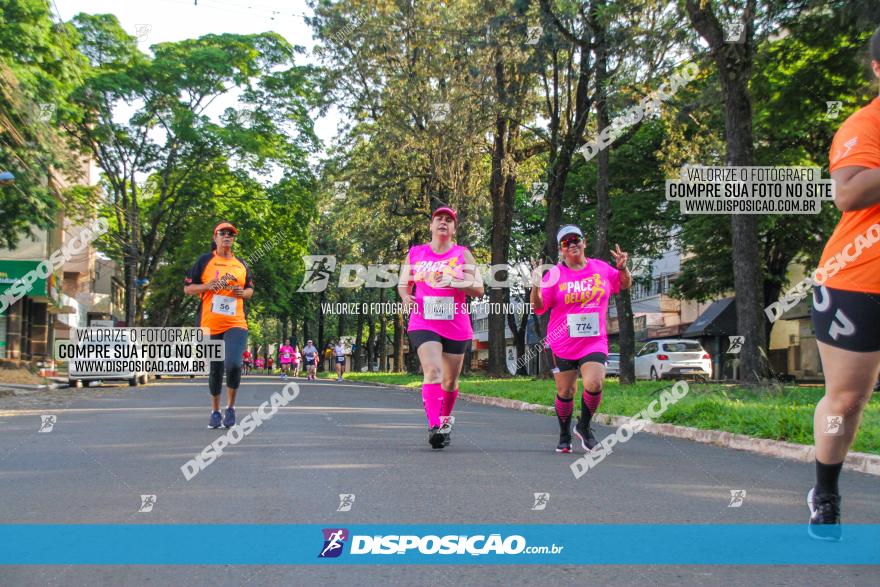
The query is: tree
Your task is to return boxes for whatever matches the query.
[64,14,319,325]
[685,0,768,382]
[0,0,93,248]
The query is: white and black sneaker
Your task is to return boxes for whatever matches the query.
[807,487,842,541]
[428,426,445,449]
[439,416,454,447]
[573,417,598,452]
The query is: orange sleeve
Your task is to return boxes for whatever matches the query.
[829,109,880,172]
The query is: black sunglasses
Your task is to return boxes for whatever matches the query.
[217,230,236,237]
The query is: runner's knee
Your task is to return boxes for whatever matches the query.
[823,390,871,416]
[584,377,603,394]
[422,364,442,383]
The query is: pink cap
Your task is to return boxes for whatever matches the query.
[432,207,457,223]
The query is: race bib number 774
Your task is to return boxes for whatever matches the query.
[567,313,599,337]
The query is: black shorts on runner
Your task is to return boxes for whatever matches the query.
[550,351,608,373]
[335,357,345,364]
[408,330,471,355]
[305,359,315,366]
[812,286,880,352]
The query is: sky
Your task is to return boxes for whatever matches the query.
[53,0,340,150]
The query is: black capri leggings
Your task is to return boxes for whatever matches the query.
[209,327,249,396]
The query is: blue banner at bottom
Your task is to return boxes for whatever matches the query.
[0,525,878,565]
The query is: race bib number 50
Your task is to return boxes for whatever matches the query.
[212,295,237,316]
[567,313,599,337]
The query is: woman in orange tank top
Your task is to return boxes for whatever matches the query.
[806,27,880,541]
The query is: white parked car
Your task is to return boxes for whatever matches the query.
[634,339,712,381]
[606,353,620,377]
[66,335,149,388]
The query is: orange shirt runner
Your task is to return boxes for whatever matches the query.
[184,252,255,334]
[820,97,880,294]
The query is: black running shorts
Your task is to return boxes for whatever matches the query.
[408,329,471,355]
[812,285,880,352]
[550,351,608,373]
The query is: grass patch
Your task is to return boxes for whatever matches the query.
[329,372,880,455]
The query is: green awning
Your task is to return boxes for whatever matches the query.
[0,259,48,301]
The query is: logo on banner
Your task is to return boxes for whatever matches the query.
[319,528,349,558]
[298,256,337,293]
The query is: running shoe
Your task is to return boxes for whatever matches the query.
[439,416,454,447]
[222,406,236,429]
[574,418,598,452]
[556,430,572,453]
[428,425,445,449]
[208,410,222,429]
[807,487,842,541]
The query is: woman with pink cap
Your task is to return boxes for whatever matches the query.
[398,206,484,449]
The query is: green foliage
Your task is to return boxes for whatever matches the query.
[0,0,91,248]
[60,14,320,325]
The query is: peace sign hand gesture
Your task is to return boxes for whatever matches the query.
[610,244,629,269]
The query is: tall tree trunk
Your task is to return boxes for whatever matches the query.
[317,290,326,370]
[686,0,766,383]
[379,288,388,371]
[354,310,364,372]
[487,51,519,378]
[534,313,549,378]
[366,314,376,372]
[506,299,529,376]
[394,310,404,372]
[124,249,137,326]
[591,2,611,259]
[615,289,636,384]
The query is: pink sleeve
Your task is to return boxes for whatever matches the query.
[534,270,557,316]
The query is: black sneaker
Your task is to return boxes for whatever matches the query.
[573,418,598,452]
[807,487,842,541]
[428,426,445,449]
[439,416,454,447]
[556,435,572,453]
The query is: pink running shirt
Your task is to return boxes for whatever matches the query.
[406,243,474,341]
[534,259,621,360]
[279,345,294,364]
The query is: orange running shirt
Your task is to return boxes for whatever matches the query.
[184,252,254,334]
[818,98,880,293]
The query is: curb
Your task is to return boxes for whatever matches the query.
[357,380,880,477]
[0,382,61,391]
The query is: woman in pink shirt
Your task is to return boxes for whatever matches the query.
[278,340,294,381]
[398,207,484,449]
[531,224,631,453]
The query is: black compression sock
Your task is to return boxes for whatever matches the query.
[815,459,843,495]
[555,395,573,433]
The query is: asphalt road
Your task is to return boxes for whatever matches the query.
[0,375,878,585]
